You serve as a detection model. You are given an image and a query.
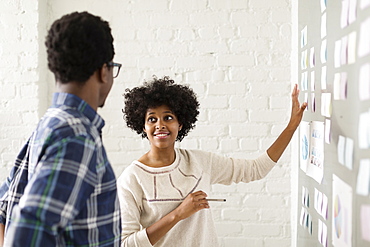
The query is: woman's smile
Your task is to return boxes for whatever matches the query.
[154,132,170,139]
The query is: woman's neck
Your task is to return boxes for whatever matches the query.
[139,147,176,168]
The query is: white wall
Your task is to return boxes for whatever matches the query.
[0,0,294,246]
[0,0,49,177]
[291,1,299,246]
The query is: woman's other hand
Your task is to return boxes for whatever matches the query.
[174,191,209,220]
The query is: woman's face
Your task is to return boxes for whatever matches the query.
[143,105,182,150]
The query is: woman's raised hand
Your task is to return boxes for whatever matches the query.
[287,84,307,131]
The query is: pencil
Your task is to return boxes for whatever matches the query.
[206,199,226,202]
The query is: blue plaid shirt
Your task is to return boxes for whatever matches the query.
[0,93,121,246]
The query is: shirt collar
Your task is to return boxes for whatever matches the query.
[51,92,105,132]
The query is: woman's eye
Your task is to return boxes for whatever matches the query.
[148,117,156,122]
[165,116,174,120]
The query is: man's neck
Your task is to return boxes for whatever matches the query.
[56,79,99,111]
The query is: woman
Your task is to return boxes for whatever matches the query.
[118,76,306,246]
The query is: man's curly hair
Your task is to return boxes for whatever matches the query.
[45,11,114,83]
[123,76,200,142]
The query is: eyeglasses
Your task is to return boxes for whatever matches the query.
[107,62,122,78]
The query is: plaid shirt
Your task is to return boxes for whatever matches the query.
[0,93,121,246]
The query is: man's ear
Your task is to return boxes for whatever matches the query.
[99,64,109,84]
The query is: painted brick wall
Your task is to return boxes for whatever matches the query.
[0,0,49,180]
[0,0,294,246]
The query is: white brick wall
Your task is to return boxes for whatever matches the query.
[0,1,295,246]
[0,0,49,180]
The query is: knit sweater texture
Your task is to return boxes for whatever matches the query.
[117,148,276,247]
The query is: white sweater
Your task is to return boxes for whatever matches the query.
[117,148,276,247]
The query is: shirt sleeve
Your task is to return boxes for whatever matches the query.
[208,151,277,185]
[0,139,31,225]
[0,178,11,225]
[0,172,13,225]
[117,171,153,247]
[5,135,99,247]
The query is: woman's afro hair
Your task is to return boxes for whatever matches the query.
[123,76,200,142]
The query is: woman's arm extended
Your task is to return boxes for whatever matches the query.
[267,84,307,162]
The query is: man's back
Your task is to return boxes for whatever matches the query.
[1,93,121,246]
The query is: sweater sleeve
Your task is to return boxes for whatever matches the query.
[117,170,152,247]
[208,151,276,185]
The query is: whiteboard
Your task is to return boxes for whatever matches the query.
[297,0,370,246]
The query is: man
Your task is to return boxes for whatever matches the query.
[0,12,122,246]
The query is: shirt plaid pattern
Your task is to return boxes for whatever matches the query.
[0,93,121,246]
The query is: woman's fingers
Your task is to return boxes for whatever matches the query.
[292,84,307,111]
[191,191,209,208]
[301,102,308,111]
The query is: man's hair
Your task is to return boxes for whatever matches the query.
[45,11,114,83]
[123,76,200,142]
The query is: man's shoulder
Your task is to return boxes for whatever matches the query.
[39,107,97,142]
